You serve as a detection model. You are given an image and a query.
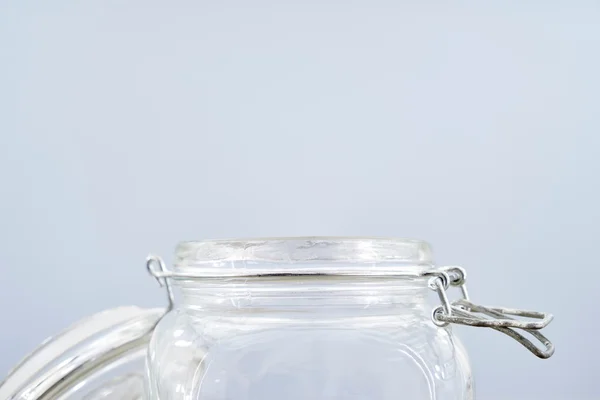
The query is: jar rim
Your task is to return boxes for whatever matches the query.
[173,236,434,277]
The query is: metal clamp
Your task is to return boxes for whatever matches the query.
[429,266,555,359]
[146,255,174,312]
[145,256,555,359]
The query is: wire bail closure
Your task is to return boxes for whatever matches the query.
[146,255,174,312]
[145,256,554,359]
[428,266,555,359]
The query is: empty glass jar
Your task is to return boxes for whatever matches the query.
[0,237,554,400]
[144,237,554,400]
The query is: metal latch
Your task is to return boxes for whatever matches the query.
[428,267,554,359]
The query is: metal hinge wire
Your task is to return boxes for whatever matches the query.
[429,266,554,359]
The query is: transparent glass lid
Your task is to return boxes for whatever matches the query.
[0,306,163,400]
[173,236,435,277]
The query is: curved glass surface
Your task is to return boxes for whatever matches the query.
[0,306,163,400]
[148,237,473,400]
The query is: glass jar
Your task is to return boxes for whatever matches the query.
[0,236,553,400]
[144,237,554,400]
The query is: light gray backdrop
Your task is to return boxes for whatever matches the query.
[1,1,598,399]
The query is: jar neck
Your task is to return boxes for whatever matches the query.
[174,276,431,318]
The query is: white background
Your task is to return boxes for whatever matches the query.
[1,1,598,399]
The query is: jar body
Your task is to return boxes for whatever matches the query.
[145,238,474,399]
[146,281,473,399]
